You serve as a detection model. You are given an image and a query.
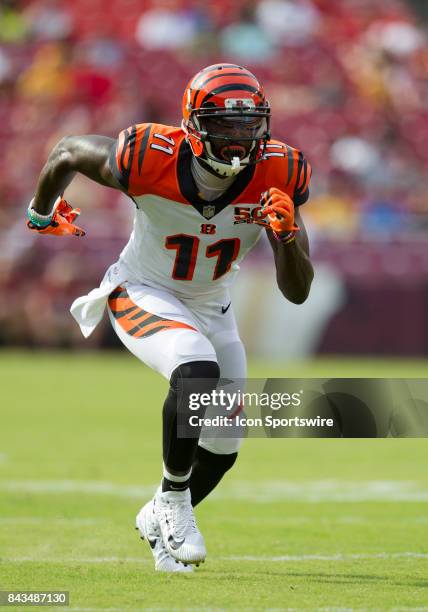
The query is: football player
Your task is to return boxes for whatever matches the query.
[28,64,314,572]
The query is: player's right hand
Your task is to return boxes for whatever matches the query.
[27,198,86,237]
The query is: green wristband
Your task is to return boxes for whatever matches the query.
[27,200,53,228]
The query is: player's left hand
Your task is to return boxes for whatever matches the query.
[259,188,299,234]
[27,198,86,237]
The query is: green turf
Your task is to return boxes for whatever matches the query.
[0,351,427,610]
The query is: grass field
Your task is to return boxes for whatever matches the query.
[1,351,427,611]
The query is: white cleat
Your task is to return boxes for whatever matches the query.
[154,487,206,565]
[136,500,193,573]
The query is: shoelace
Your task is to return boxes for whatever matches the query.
[164,499,192,541]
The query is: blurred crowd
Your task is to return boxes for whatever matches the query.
[1,0,428,348]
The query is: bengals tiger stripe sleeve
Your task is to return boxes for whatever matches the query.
[293,154,312,206]
[108,123,152,195]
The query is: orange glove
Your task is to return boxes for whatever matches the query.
[259,188,299,236]
[27,198,85,237]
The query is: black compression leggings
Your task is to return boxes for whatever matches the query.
[162,360,220,474]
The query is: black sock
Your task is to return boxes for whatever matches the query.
[190,447,238,506]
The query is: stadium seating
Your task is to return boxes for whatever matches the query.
[1,0,427,352]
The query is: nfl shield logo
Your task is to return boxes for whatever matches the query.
[203,204,215,219]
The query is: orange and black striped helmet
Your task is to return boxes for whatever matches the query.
[182,64,271,177]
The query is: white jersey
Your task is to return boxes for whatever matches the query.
[118,195,261,299]
[70,122,311,336]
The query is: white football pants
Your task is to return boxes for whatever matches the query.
[107,282,246,454]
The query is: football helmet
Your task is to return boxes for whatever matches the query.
[182,64,271,177]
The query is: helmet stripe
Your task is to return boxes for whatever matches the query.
[199,83,259,107]
[194,76,261,109]
[190,64,245,88]
[197,72,256,91]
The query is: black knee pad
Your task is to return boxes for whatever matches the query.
[169,360,220,392]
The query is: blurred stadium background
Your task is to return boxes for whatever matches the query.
[0,0,428,360]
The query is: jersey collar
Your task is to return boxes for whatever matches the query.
[176,138,256,219]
